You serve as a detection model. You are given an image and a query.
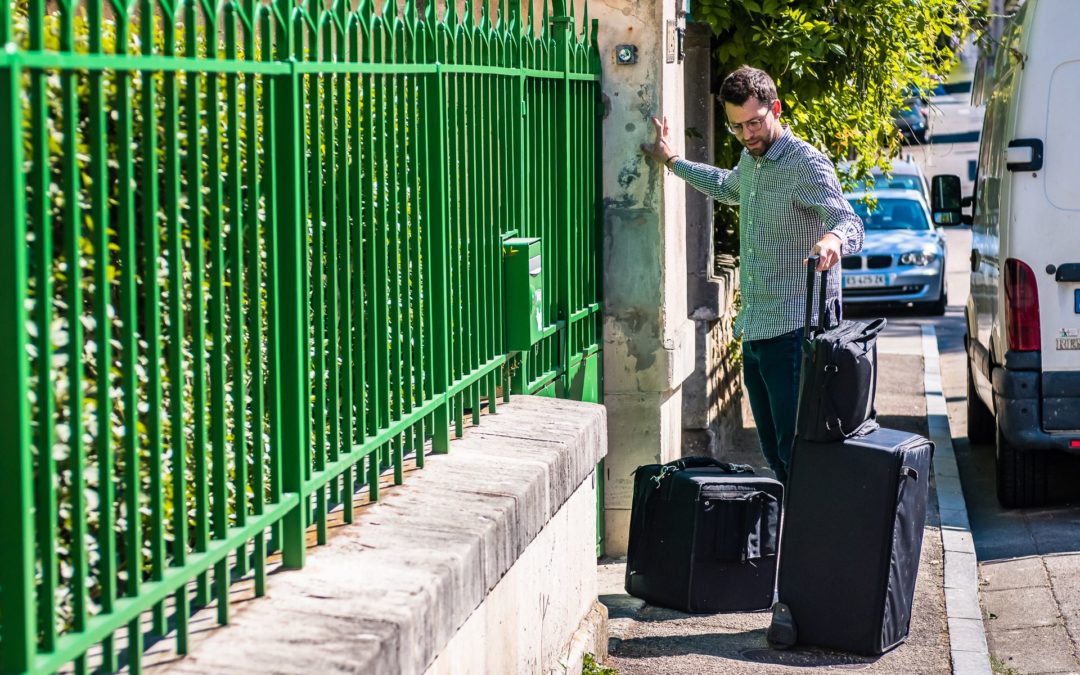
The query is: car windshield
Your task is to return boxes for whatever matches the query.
[851,175,925,195]
[848,197,931,231]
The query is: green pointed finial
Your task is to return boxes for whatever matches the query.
[581,0,589,43]
[359,0,374,22]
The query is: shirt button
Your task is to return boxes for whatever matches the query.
[750,191,756,197]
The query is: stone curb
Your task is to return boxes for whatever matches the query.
[921,324,993,675]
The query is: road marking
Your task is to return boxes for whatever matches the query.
[922,324,992,675]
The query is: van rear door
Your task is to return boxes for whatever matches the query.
[1040,57,1080,428]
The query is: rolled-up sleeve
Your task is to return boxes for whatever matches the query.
[671,158,740,206]
[793,154,864,255]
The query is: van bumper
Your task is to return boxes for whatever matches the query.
[993,364,1080,453]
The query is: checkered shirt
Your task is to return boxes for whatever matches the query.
[672,128,864,341]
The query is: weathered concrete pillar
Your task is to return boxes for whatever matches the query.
[679,22,744,460]
[592,0,696,554]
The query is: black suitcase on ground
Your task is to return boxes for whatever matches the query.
[797,258,886,442]
[774,428,934,655]
[625,457,783,613]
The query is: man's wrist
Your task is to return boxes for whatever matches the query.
[665,154,680,168]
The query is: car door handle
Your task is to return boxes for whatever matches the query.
[971,249,981,272]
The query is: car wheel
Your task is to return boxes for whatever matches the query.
[966,362,994,444]
[996,425,1049,508]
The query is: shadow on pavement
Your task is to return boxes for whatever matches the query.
[956,434,1080,561]
[614,629,881,670]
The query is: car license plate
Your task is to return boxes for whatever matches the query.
[1075,289,1080,314]
[844,274,886,288]
[1057,337,1080,350]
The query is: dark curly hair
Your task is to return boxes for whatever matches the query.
[719,66,778,107]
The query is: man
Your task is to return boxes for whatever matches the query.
[641,65,863,484]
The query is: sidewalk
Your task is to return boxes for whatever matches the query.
[598,328,954,673]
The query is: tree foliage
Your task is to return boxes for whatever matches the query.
[694,0,978,175]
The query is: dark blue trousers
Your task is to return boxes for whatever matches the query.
[742,328,803,484]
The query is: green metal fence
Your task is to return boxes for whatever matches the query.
[0,0,603,670]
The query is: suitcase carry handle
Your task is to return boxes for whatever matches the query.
[637,457,755,489]
[803,255,831,339]
[667,456,754,474]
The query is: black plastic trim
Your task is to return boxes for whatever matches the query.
[1003,350,1041,371]
[993,367,1080,451]
[1006,138,1044,172]
[1054,263,1080,282]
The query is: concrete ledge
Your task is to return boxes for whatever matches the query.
[162,396,607,675]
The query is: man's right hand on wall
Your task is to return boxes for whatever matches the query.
[641,116,678,166]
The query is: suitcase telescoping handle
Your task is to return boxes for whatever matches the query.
[804,255,831,339]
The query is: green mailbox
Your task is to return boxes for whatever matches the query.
[502,237,544,351]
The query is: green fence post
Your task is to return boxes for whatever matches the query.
[552,4,573,394]
[275,6,308,570]
[0,48,36,675]
[423,20,452,454]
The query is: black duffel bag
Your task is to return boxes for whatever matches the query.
[625,457,783,613]
[796,257,886,442]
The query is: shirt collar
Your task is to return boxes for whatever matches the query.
[762,126,794,162]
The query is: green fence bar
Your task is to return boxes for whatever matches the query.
[0,0,603,671]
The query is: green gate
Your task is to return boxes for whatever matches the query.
[0,0,603,670]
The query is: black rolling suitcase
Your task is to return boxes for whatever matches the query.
[625,457,783,613]
[797,257,886,442]
[771,428,934,655]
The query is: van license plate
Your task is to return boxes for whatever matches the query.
[1057,338,1080,350]
[844,275,886,288]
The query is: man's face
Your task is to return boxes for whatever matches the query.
[724,97,782,157]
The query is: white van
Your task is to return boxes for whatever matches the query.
[932,0,1080,508]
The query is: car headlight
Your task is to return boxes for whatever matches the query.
[900,251,937,266]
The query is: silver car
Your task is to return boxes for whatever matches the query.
[841,190,947,315]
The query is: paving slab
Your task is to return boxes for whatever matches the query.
[982,586,1060,631]
[979,557,1047,591]
[985,625,1079,675]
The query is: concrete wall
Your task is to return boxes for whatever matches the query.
[153,397,608,675]
[592,0,697,555]
[426,476,605,675]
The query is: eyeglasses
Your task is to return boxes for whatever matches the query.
[726,109,773,136]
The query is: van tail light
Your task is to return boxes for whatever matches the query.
[1005,258,1041,352]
